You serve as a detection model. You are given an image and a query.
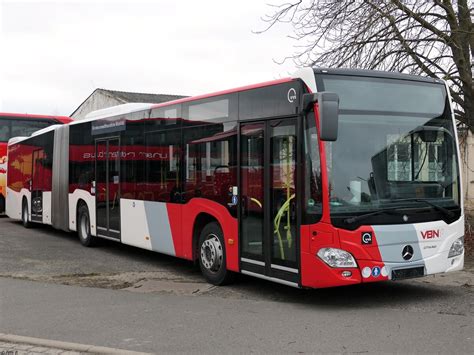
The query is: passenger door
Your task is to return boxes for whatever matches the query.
[30,149,45,222]
[239,118,299,286]
[95,137,121,240]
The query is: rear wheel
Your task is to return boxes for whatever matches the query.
[21,200,31,228]
[198,222,234,285]
[0,195,5,214]
[77,204,96,247]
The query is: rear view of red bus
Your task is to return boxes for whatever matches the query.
[6,68,464,289]
[0,113,71,213]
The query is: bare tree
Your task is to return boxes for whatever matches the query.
[258,0,473,131]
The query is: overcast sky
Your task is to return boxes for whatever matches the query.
[0,0,297,116]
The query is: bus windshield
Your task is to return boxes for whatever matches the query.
[0,118,54,142]
[315,74,460,227]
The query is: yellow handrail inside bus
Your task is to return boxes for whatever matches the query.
[274,193,295,260]
[250,198,262,209]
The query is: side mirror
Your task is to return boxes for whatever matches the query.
[303,92,340,141]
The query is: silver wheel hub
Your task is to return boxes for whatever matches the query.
[200,234,223,273]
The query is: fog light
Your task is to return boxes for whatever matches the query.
[341,271,352,278]
[448,236,464,258]
[362,267,371,278]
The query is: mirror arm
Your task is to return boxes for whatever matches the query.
[302,93,318,113]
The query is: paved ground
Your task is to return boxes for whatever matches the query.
[0,333,149,354]
[0,341,85,354]
[0,216,473,353]
[1,277,473,354]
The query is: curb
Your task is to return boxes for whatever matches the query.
[0,333,151,354]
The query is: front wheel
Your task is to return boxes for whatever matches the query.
[198,222,234,285]
[77,204,96,247]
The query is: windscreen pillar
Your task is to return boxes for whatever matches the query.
[51,124,70,232]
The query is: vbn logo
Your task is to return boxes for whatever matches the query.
[421,229,440,239]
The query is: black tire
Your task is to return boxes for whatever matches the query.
[0,195,5,214]
[21,200,31,228]
[77,204,96,247]
[198,222,234,286]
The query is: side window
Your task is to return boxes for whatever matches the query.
[69,123,94,193]
[183,94,237,124]
[42,131,54,191]
[144,129,181,203]
[304,114,323,224]
[120,120,143,201]
[183,122,237,215]
[11,120,51,138]
[0,119,10,142]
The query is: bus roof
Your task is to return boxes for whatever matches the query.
[0,112,72,123]
[77,77,295,124]
[149,77,293,110]
[84,103,156,120]
[312,67,445,84]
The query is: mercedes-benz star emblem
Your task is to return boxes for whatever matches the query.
[402,245,414,260]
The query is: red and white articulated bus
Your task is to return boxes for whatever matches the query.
[6,68,464,288]
[0,113,71,213]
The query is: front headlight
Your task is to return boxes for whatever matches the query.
[448,236,464,258]
[317,248,357,268]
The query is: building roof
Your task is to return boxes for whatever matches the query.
[100,89,187,104]
[70,88,187,117]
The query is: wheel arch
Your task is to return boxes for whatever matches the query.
[69,189,96,234]
[182,198,239,272]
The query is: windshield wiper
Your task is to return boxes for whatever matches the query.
[389,198,455,219]
[344,199,457,225]
[344,207,403,224]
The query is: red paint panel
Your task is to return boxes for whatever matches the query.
[166,203,182,257]
[0,144,7,199]
[301,252,362,288]
[7,143,36,193]
[335,226,389,283]
[301,221,361,288]
[338,226,384,262]
[301,221,391,287]
[168,198,239,272]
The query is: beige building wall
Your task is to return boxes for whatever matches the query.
[71,92,124,120]
[460,130,474,217]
